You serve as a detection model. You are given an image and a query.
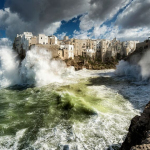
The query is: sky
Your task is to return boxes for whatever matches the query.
[0,0,150,45]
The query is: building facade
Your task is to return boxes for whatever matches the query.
[13,32,140,61]
[37,34,48,45]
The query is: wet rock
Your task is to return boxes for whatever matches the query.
[63,145,69,150]
[120,102,150,150]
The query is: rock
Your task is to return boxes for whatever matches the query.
[131,144,150,150]
[120,102,150,150]
[63,145,69,150]
[64,56,117,70]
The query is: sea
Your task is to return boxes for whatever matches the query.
[0,46,150,150]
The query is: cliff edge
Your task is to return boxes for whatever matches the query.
[120,102,150,150]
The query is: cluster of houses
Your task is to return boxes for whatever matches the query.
[14,32,146,62]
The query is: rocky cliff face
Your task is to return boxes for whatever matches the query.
[64,56,117,70]
[120,102,150,150]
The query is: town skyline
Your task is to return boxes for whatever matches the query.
[13,31,140,63]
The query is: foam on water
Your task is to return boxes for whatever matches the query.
[0,70,150,150]
[0,129,26,150]
[26,84,141,150]
[0,47,150,150]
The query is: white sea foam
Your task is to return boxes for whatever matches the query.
[25,84,143,150]
[0,69,150,150]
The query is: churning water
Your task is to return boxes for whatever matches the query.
[0,47,150,150]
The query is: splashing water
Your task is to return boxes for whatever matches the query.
[139,50,150,80]
[0,47,20,88]
[115,50,150,81]
[20,48,75,86]
[0,47,75,88]
[115,60,141,80]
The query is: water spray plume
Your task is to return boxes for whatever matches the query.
[0,47,75,88]
[115,49,150,82]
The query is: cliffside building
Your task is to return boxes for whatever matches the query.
[37,34,48,45]
[136,37,150,51]
[13,32,140,61]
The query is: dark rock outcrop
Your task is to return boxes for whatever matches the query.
[120,102,150,150]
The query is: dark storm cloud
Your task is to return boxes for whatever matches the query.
[0,0,149,41]
[79,0,131,31]
[0,0,90,39]
[5,0,90,28]
[116,0,150,29]
[88,0,130,21]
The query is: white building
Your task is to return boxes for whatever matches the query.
[37,34,48,45]
[49,35,58,45]
[15,32,33,53]
[60,44,65,50]
[64,45,74,59]
[86,49,95,57]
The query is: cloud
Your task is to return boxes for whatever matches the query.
[92,25,108,38]
[79,0,131,31]
[79,15,94,31]
[90,25,119,40]
[117,27,150,41]
[116,0,150,29]
[0,0,149,42]
[57,32,67,40]
[2,0,90,39]
[0,8,62,40]
[43,22,61,36]
[6,0,90,23]
[73,30,91,39]
[0,8,32,40]
[90,24,150,42]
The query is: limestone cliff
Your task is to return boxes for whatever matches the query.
[120,102,150,150]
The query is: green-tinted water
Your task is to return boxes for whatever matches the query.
[0,78,139,150]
